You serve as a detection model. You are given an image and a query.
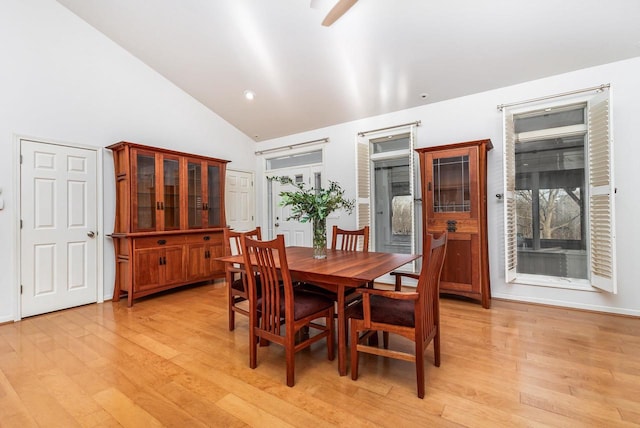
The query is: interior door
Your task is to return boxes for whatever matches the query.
[271,168,312,246]
[225,169,255,231]
[20,140,98,317]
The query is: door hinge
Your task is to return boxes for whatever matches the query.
[20,220,23,229]
[20,155,23,164]
[20,285,23,295]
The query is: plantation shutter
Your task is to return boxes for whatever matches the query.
[503,110,517,283]
[355,136,371,237]
[588,90,616,293]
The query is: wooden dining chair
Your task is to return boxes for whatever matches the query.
[224,226,262,331]
[332,225,369,252]
[241,234,335,387]
[298,225,371,327]
[348,232,447,398]
[299,225,370,296]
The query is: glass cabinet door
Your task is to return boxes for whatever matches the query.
[432,155,470,213]
[135,153,156,230]
[163,158,180,230]
[187,161,203,228]
[206,164,221,227]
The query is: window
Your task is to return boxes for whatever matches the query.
[357,129,417,266]
[265,150,322,170]
[503,90,616,292]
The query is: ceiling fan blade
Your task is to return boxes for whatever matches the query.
[321,0,358,26]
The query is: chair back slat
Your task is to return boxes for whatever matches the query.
[224,227,262,256]
[241,235,294,336]
[224,227,262,298]
[331,225,370,252]
[416,232,448,342]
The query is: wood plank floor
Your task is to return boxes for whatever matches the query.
[1,281,639,427]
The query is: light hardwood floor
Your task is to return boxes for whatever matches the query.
[1,282,639,427]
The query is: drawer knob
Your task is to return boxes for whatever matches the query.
[157,239,167,245]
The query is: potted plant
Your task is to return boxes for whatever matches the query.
[269,176,355,259]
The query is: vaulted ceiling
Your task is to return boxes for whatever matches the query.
[56,0,640,141]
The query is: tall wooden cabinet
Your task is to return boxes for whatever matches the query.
[109,142,229,307]
[416,139,492,308]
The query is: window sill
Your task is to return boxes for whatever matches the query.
[511,274,598,292]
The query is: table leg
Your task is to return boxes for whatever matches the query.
[337,286,347,376]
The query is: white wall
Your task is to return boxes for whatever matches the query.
[0,0,256,322]
[257,57,640,316]
[2,0,637,321]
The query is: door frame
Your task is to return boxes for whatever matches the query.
[13,135,104,321]
[260,147,324,241]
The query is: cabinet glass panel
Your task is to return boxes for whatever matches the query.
[432,155,470,213]
[136,154,156,229]
[207,164,221,227]
[188,161,202,228]
[163,158,180,229]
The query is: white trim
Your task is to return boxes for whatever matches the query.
[509,273,595,292]
[491,294,640,318]
[369,149,411,161]
[97,148,105,304]
[12,135,21,322]
[517,124,587,143]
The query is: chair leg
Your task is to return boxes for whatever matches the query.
[286,334,295,387]
[228,294,235,331]
[327,312,335,361]
[350,319,359,380]
[383,331,389,349]
[249,327,257,370]
[434,329,441,367]
[416,341,425,399]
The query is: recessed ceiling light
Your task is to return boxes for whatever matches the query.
[244,90,255,100]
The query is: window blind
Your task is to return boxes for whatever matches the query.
[588,90,616,293]
[503,111,518,283]
[356,136,370,231]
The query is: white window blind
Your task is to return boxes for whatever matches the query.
[503,111,517,283]
[588,90,616,292]
[355,136,370,230]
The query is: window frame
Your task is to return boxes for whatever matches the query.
[502,89,616,293]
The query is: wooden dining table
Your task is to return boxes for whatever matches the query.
[218,246,419,376]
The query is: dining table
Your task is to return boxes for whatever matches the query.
[218,246,419,376]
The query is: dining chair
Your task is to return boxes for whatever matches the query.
[348,231,447,398]
[299,225,370,296]
[298,225,371,327]
[241,234,335,387]
[332,225,370,252]
[224,226,262,331]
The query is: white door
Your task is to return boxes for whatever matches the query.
[20,140,98,317]
[225,169,255,231]
[271,168,312,246]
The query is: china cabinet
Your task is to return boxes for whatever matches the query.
[109,141,229,306]
[416,139,492,308]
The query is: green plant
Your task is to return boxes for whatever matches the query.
[268,176,355,222]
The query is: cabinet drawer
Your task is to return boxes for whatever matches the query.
[185,232,223,245]
[134,235,185,249]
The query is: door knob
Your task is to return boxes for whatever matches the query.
[87,231,96,238]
